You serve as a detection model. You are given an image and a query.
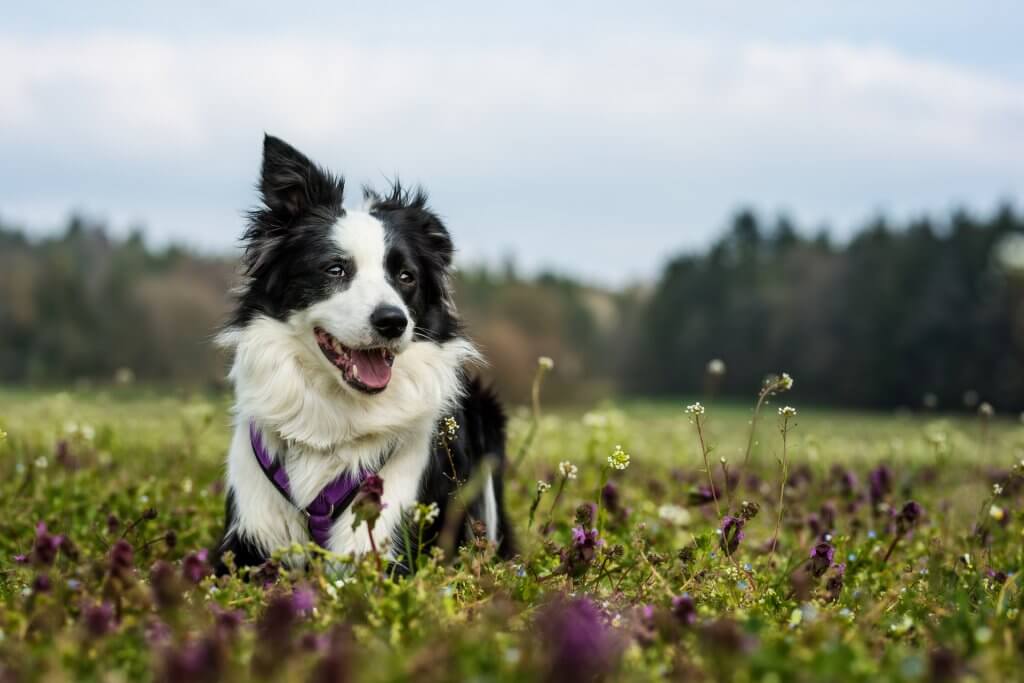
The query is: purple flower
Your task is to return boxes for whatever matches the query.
[351,474,385,531]
[896,501,924,535]
[32,522,64,566]
[108,539,135,580]
[82,601,115,638]
[601,482,620,515]
[144,617,172,646]
[211,605,244,640]
[536,597,621,682]
[831,465,858,498]
[182,549,211,584]
[292,585,317,616]
[32,573,52,593]
[808,541,835,578]
[160,636,225,683]
[869,465,892,506]
[671,594,697,626]
[106,514,120,534]
[719,516,745,554]
[150,560,182,609]
[561,526,603,578]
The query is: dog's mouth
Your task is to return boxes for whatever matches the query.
[314,327,396,394]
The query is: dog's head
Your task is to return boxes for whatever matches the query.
[228,135,460,396]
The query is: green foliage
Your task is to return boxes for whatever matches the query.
[0,389,1022,681]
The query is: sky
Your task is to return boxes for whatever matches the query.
[2,1,1023,284]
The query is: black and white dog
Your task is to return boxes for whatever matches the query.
[214,135,512,573]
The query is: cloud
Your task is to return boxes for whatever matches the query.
[1,31,1022,280]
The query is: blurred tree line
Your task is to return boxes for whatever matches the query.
[2,206,1023,410]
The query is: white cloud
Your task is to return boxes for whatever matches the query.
[0,31,1022,280]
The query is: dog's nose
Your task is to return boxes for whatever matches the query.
[370,305,408,339]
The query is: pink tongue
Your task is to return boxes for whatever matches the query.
[351,349,392,389]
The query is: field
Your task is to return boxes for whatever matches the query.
[0,381,1021,682]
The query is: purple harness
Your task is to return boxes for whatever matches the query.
[249,422,367,548]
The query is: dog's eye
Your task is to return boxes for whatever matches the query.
[398,270,416,286]
[325,264,347,278]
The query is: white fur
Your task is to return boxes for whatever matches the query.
[483,473,499,543]
[218,208,482,560]
[296,211,413,355]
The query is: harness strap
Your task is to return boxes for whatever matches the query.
[249,422,366,548]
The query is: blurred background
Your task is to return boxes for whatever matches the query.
[2,2,1023,410]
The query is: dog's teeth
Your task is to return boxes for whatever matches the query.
[351,364,359,378]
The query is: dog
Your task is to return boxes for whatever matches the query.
[213,135,512,573]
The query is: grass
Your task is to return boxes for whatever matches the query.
[0,384,1021,682]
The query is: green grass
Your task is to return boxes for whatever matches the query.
[0,386,1021,682]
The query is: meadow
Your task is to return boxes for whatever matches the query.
[0,376,1020,682]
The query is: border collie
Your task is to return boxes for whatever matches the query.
[213,135,512,573]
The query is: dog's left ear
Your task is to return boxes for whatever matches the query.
[260,134,344,217]
[416,209,454,268]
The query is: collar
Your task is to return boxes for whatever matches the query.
[249,421,367,548]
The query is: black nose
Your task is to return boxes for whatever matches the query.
[370,305,408,339]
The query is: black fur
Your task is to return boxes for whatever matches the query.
[214,135,512,576]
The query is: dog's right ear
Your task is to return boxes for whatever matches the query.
[259,134,344,217]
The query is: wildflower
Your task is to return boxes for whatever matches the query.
[538,356,554,370]
[211,605,244,640]
[108,539,135,581]
[808,542,835,578]
[182,549,211,584]
[706,359,726,376]
[778,406,797,418]
[34,456,48,469]
[601,482,620,515]
[351,474,385,532]
[990,505,1007,524]
[979,402,994,417]
[672,594,697,625]
[291,584,317,616]
[536,597,622,682]
[738,500,760,521]
[896,501,924,535]
[685,402,705,416]
[160,636,225,682]
[441,416,459,439]
[82,601,115,638]
[719,515,745,554]
[150,561,182,609]
[993,483,1004,497]
[32,573,52,593]
[558,461,578,480]
[413,501,440,525]
[607,445,630,471]
[868,465,892,505]
[32,522,64,566]
[537,480,552,494]
[562,526,603,578]
[778,372,794,391]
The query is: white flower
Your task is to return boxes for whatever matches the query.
[658,504,691,526]
[993,483,1004,497]
[607,445,630,470]
[685,402,705,416]
[413,502,440,525]
[441,416,459,439]
[34,457,48,469]
[536,480,551,494]
[979,402,994,418]
[538,356,554,371]
[990,505,1005,522]
[779,372,794,390]
[706,358,726,376]
[779,406,798,418]
[558,461,578,480]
